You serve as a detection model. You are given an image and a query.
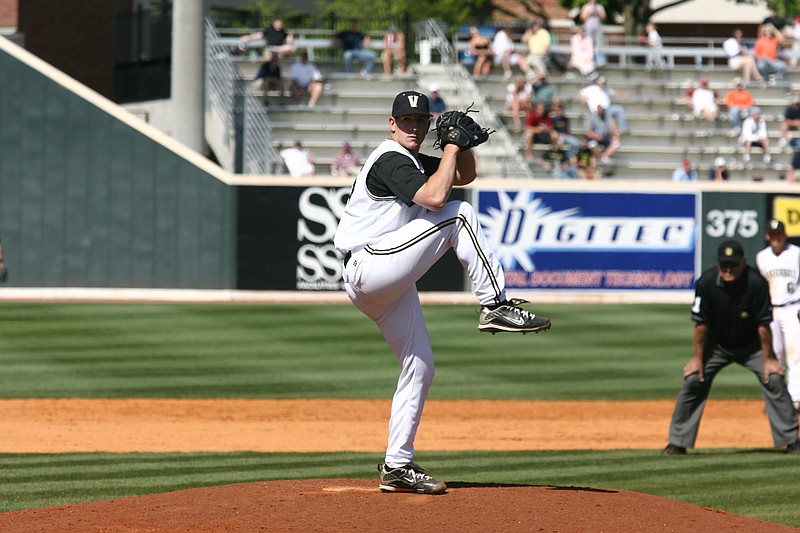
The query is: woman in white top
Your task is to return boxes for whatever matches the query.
[739,106,771,164]
[506,75,533,130]
[722,29,764,84]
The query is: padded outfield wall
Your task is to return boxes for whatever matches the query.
[0,36,237,289]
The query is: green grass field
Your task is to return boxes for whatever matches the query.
[0,302,798,527]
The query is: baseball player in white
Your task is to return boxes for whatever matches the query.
[334,91,551,494]
[756,219,800,409]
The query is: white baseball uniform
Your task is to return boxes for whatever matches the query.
[334,138,507,467]
[756,243,800,402]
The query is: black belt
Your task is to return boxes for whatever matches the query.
[343,251,352,266]
[774,300,800,308]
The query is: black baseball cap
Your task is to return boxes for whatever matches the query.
[392,91,431,117]
[717,240,745,263]
[767,219,786,233]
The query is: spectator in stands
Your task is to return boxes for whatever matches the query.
[532,73,558,108]
[568,27,596,78]
[242,18,296,58]
[671,158,698,182]
[739,106,771,164]
[331,142,363,177]
[336,20,376,76]
[644,22,666,71]
[580,0,607,65]
[253,51,287,106]
[575,136,601,179]
[538,135,578,179]
[578,76,629,134]
[287,51,324,108]
[523,100,554,161]
[506,75,533,131]
[280,140,316,177]
[785,146,800,182]
[722,29,764,85]
[521,20,551,78]
[779,94,800,151]
[584,104,620,164]
[790,12,800,67]
[761,5,787,41]
[467,26,494,79]
[493,27,531,80]
[544,20,569,76]
[428,84,447,121]
[549,98,580,156]
[684,77,720,123]
[382,25,406,76]
[754,25,787,82]
[723,78,754,132]
[710,156,730,181]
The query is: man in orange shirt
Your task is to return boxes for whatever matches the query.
[754,26,787,81]
[724,78,754,132]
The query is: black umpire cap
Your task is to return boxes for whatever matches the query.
[392,91,431,117]
[717,240,745,263]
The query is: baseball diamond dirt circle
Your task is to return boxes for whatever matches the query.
[0,398,798,532]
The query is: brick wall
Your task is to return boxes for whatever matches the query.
[18,0,130,98]
[492,0,571,23]
[0,0,19,29]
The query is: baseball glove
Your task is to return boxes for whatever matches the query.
[0,260,7,282]
[433,104,495,151]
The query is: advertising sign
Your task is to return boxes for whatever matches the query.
[699,192,767,268]
[236,186,465,291]
[475,189,698,290]
[771,194,800,237]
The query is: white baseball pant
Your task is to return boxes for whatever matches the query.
[342,200,506,466]
[772,302,800,402]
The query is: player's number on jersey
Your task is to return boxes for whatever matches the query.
[705,209,758,239]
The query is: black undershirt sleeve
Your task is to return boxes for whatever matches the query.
[366,152,441,206]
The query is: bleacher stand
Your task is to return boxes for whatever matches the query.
[219,18,800,181]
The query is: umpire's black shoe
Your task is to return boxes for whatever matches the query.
[787,441,800,455]
[378,462,447,495]
[478,298,551,335]
[660,444,687,456]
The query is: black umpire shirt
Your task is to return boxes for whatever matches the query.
[691,265,772,354]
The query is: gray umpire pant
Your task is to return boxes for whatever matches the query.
[667,346,799,448]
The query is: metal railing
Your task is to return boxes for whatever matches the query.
[205,18,278,174]
[414,19,533,179]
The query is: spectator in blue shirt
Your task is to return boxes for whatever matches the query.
[672,159,698,182]
[428,84,447,121]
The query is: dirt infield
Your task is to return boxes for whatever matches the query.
[1,398,796,532]
[0,398,780,452]
[2,479,797,533]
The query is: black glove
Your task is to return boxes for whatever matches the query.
[433,104,495,151]
[0,260,7,282]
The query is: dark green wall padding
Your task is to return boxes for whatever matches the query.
[0,45,236,288]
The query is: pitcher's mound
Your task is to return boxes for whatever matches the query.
[0,478,794,532]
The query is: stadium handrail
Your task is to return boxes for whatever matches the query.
[213,28,387,62]
[452,29,800,69]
